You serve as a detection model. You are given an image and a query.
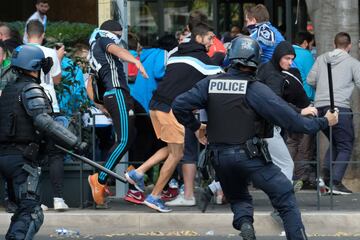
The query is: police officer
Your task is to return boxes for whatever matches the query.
[0,45,85,240]
[172,36,338,240]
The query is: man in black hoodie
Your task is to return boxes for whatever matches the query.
[257,41,317,184]
[125,22,223,212]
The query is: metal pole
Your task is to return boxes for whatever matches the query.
[316,132,321,210]
[213,0,219,35]
[285,0,293,43]
[77,112,84,208]
[329,127,334,210]
[55,144,128,183]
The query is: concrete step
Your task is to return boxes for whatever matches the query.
[1,210,360,236]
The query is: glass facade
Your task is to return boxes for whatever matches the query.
[126,0,213,46]
[115,0,300,46]
[127,1,160,46]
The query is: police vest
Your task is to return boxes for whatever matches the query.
[207,74,269,144]
[0,76,38,143]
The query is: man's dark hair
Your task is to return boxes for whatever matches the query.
[191,22,213,38]
[128,33,139,51]
[0,40,6,51]
[100,20,122,31]
[245,4,270,23]
[26,20,44,37]
[294,31,313,45]
[188,10,208,32]
[36,0,49,4]
[157,34,178,52]
[334,32,351,49]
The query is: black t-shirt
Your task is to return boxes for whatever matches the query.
[92,37,128,92]
[150,39,222,112]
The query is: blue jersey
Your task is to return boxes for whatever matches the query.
[248,22,285,63]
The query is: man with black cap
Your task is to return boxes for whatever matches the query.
[87,20,148,205]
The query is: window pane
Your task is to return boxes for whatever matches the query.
[128,1,159,46]
[164,0,213,34]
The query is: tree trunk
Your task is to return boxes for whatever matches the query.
[306,0,360,190]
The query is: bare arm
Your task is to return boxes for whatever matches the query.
[53,74,62,85]
[107,44,149,78]
[306,57,320,87]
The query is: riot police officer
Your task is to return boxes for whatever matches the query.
[172,36,338,240]
[0,45,85,240]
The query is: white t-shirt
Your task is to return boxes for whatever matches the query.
[23,12,47,43]
[29,44,61,113]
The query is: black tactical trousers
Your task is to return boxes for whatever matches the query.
[0,153,43,240]
[208,144,307,240]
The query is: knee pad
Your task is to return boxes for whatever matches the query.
[24,206,44,240]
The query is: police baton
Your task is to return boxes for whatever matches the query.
[327,63,335,113]
[54,144,128,183]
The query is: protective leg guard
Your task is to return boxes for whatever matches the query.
[24,205,44,240]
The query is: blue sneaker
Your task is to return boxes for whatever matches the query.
[144,195,172,213]
[125,170,145,192]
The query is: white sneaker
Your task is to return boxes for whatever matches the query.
[41,204,48,211]
[53,198,69,211]
[165,194,196,206]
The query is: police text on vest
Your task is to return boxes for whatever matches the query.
[208,79,248,94]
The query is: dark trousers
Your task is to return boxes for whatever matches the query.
[0,154,43,239]
[98,89,136,184]
[47,151,65,198]
[318,107,354,182]
[287,132,316,181]
[209,145,307,240]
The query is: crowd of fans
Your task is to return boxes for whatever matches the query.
[0,0,358,216]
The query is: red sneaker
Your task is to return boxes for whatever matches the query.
[124,189,145,205]
[104,186,114,196]
[161,187,179,201]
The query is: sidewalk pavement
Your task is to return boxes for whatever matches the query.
[1,191,360,237]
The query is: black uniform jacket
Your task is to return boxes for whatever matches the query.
[172,68,329,136]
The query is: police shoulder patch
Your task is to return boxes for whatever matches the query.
[208,79,248,94]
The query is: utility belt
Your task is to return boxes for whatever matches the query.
[0,142,41,163]
[0,143,27,154]
[206,137,272,164]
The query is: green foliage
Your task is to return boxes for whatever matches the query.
[6,21,96,46]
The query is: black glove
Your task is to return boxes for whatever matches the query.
[74,142,88,155]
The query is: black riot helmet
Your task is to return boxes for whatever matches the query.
[227,35,261,69]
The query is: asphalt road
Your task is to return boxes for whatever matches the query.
[2,235,358,240]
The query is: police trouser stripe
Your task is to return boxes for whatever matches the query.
[99,89,128,181]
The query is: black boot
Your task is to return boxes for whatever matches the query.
[4,198,18,213]
[197,187,213,213]
[322,168,330,186]
[239,221,256,240]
